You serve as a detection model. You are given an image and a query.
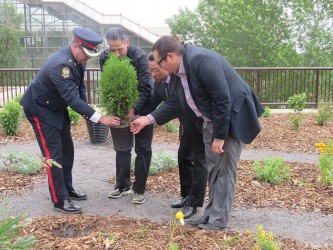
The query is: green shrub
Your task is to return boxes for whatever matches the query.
[13,93,23,102]
[0,202,36,249]
[67,107,81,125]
[260,106,271,118]
[287,93,307,130]
[253,157,291,184]
[288,114,303,130]
[0,151,43,175]
[99,53,138,124]
[287,93,307,112]
[0,100,23,136]
[165,121,179,133]
[313,101,333,126]
[131,152,177,175]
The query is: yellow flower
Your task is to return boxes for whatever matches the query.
[315,142,326,148]
[260,230,266,238]
[175,211,184,225]
[257,224,263,231]
[254,245,259,250]
[269,232,274,240]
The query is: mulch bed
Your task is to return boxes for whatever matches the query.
[1,113,333,249]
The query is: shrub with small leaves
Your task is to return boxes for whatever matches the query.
[0,151,43,175]
[253,157,291,184]
[313,101,333,126]
[0,100,23,136]
[287,93,307,112]
[67,107,81,125]
[287,93,306,130]
[165,121,179,133]
[131,152,177,175]
[260,106,271,118]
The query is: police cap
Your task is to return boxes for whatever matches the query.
[73,27,103,58]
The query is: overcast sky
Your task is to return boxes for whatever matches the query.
[82,0,199,27]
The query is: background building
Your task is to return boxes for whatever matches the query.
[2,0,160,68]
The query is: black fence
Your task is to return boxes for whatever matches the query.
[1,67,333,107]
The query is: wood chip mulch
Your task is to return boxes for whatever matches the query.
[1,113,333,249]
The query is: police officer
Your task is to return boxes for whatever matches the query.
[20,27,121,214]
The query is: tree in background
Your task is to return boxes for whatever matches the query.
[0,2,24,68]
[167,0,333,67]
[287,0,333,66]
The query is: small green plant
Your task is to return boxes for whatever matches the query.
[165,121,179,132]
[287,93,306,130]
[287,92,307,112]
[169,211,179,250]
[260,106,271,118]
[67,107,81,125]
[99,232,116,247]
[253,157,291,184]
[254,225,280,250]
[131,152,177,175]
[0,202,36,249]
[0,99,23,136]
[315,140,333,186]
[0,151,43,175]
[219,234,240,249]
[99,53,138,124]
[136,224,149,239]
[288,114,303,130]
[313,101,333,126]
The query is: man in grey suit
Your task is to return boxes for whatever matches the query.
[131,35,264,230]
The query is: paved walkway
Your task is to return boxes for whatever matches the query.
[1,140,332,248]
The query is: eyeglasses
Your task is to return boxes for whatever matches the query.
[149,68,161,73]
[156,55,167,66]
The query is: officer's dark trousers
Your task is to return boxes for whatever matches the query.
[115,124,154,194]
[24,109,74,203]
[178,126,207,207]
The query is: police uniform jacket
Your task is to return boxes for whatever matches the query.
[99,44,152,115]
[20,46,95,129]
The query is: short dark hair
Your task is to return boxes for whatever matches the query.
[105,27,127,43]
[152,35,184,59]
[147,52,155,62]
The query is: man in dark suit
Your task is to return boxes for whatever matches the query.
[20,27,121,214]
[131,35,264,230]
[99,27,153,204]
[146,53,207,219]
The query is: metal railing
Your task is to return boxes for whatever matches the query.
[1,67,333,107]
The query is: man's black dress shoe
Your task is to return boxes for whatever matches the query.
[197,222,226,231]
[171,196,188,208]
[54,199,82,214]
[182,205,197,219]
[69,191,87,201]
[186,215,209,227]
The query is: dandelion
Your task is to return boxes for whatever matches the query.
[269,232,274,240]
[257,224,263,231]
[260,230,266,239]
[175,211,184,225]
